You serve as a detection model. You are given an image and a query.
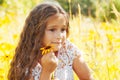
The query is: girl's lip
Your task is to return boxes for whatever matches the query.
[52,42,61,44]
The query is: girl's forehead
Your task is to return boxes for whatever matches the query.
[46,13,67,27]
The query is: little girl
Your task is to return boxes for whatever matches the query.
[8,1,93,80]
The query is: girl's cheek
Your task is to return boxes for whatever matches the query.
[62,36,66,43]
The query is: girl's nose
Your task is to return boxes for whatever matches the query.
[56,31,62,39]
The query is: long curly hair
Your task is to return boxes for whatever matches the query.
[8,1,69,80]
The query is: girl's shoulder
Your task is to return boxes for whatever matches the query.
[58,40,83,59]
[66,40,83,56]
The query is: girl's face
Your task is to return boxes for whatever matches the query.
[43,13,67,51]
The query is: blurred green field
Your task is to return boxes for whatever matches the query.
[0,0,120,80]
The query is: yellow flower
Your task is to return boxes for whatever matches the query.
[0,43,14,63]
[40,46,53,55]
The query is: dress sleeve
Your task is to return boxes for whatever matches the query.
[32,63,42,80]
[66,40,83,58]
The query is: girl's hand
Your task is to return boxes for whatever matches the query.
[41,51,58,73]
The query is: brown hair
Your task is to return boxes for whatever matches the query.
[8,1,69,80]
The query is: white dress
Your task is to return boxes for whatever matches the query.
[31,40,82,80]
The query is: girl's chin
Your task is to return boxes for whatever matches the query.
[53,45,62,51]
[53,48,60,52]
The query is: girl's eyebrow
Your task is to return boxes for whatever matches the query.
[47,24,67,28]
[47,25,57,28]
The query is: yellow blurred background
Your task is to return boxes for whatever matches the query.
[0,0,120,80]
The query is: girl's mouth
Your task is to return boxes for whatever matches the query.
[52,42,61,44]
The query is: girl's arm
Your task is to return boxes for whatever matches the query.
[28,69,52,80]
[39,52,58,80]
[72,55,94,80]
[29,51,58,80]
[39,69,51,80]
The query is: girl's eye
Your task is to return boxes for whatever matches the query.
[49,29,55,32]
[61,28,66,32]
